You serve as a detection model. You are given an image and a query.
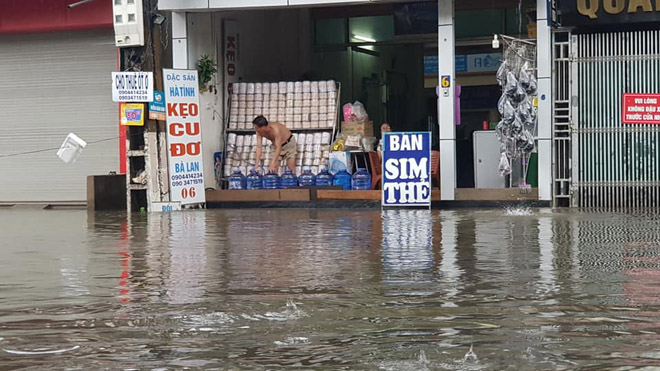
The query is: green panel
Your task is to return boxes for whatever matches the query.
[349,16,394,43]
[527,152,538,187]
[455,10,504,39]
[315,18,346,45]
[504,8,529,35]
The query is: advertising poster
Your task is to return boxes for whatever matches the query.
[163,69,206,205]
[120,103,145,126]
[148,90,166,121]
[382,132,431,207]
[112,71,153,102]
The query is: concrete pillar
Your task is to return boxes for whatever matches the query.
[172,12,189,68]
[536,0,552,202]
[438,0,456,200]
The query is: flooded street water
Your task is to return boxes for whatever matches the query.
[2,207,660,369]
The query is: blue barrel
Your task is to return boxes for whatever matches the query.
[228,170,246,190]
[246,169,263,190]
[333,169,352,190]
[351,168,372,190]
[315,168,333,187]
[298,169,316,187]
[280,168,298,188]
[263,171,281,189]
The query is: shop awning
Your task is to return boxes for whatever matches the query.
[158,0,377,11]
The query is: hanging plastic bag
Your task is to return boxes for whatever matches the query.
[503,99,515,124]
[517,99,533,124]
[520,63,538,94]
[351,101,369,122]
[342,103,353,122]
[519,63,532,90]
[505,72,519,97]
[526,76,538,95]
[511,115,524,135]
[498,152,511,176]
[496,60,508,86]
[513,83,527,104]
[518,131,535,153]
[495,121,506,140]
[498,94,507,114]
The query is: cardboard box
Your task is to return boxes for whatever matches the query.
[341,121,374,138]
[527,23,537,38]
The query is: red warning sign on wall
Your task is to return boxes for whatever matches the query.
[622,93,660,125]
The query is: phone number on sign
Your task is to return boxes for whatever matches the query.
[171,173,203,181]
[172,178,203,187]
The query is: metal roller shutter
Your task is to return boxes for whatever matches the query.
[0,30,118,202]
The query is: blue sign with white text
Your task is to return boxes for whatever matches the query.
[382,132,431,207]
[149,90,166,113]
[423,55,438,76]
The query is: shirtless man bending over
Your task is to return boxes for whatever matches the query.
[253,115,297,174]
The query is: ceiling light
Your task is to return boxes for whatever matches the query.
[354,35,376,43]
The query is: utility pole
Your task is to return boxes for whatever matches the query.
[122,0,171,212]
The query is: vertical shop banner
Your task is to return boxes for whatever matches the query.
[163,69,206,205]
[224,20,241,119]
[382,132,431,207]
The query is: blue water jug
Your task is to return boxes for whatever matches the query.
[333,169,352,190]
[263,171,281,189]
[280,168,298,188]
[246,169,263,190]
[315,168,333,187]
[298,169,316,187]
[228,170,246,190]
[351,168,372,190]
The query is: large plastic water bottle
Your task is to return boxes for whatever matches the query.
[228,170,246,190]
[315,168,333,187]
[280,168,298,188]
[333,169,352,190]
[263,171,281,189]
[298,169,316,187]
[246,169,263,190]
[351,168,372,190]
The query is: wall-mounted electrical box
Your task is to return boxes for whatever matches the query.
[112,0,144,47]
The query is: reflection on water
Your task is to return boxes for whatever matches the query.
[2,208,660,368]
[382,210,434,285]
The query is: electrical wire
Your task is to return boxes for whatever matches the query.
[0,137,119,159]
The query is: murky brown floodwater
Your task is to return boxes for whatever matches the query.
[1,207,660,369]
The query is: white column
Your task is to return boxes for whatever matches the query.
[172,12,189,68]
[537,0,552,201]
[438,0,456,201]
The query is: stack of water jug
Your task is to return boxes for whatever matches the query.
[227,167,371,190]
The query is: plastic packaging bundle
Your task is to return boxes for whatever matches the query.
[519,63,538,94]
[496,60,508,86]
[496,38,539,175]
[499,152,511,176]
[505,72,519,97]
[342,101,369,122]
[502,99,516,124]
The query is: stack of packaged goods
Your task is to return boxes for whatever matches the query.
[224,80,340,186]
[294,132,331,175]
[228,80,337,131]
